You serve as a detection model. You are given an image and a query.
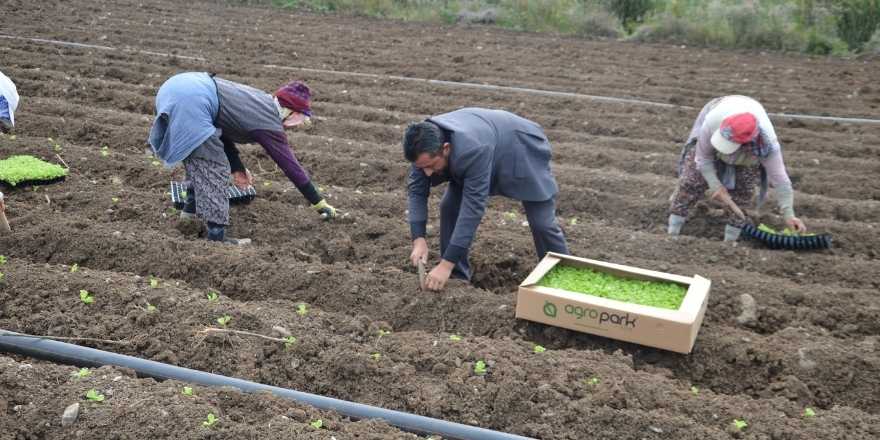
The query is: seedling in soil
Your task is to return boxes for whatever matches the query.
[202,413,218,427]
[533,345,546,353]
[147,303,157,312]
[100,146,110,157]
[70,263,79,273]
[731,419,748,431]
[803,407,816,418]
[263,181,271,187]
[371,352,381,361]
[474,360,488,376]
[503,211,517,221]
[0,272,4,282]
[296,303,308,316]
[283,336,296,349]
[149,276,159,288]
[449,334,462,342]
[182,386,193,396]
[569,217,578,226]
[216,315,231,327]
[376,329,391,343]
[79,289,94,304]
[690,385,699,395]
[585,377,600,386]
[0,255,6,265]
[85,389,105,402]
[72,368,91,378]
[111,197,119,203]
[538,265,687,310]
[310,419,323,429]
[151,160,161,167]
[206,291,219,302]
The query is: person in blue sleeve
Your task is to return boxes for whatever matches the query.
[404,107,569,291]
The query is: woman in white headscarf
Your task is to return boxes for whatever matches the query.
[0,71,19,133]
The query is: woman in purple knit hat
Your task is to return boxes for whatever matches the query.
[148,72,338,243]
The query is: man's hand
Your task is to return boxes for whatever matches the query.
[424,260,454,291]
[312,199,337,220]
[410,237,428,267]
[231,169,254,190]
[785,217,807,233]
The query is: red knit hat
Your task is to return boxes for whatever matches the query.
[274,80,312,116]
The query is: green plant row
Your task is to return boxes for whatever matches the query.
[538,265,687,310]
[0,155,68,186]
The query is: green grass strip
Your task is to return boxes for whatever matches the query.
[538,265,687,310]
[0,155,68,186]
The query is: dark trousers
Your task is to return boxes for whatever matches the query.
[440,183,569,280]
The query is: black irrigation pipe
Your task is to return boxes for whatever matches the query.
[741,224,832,250]
[0,330,534,440]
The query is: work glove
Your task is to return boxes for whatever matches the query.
[312,199,337,220]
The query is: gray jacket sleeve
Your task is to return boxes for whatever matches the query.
[407,164,430,240]
[442,148,492,264]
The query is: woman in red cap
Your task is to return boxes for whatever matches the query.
[668,95,806,241]
[148,72,337,243]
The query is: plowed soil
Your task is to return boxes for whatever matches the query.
[1,0,879,439]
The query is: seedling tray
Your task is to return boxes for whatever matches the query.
[742,224,831,250]
[516,252,710,353]
[170,181,256,209]
[0,155,68,188]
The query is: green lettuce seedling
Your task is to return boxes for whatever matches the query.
[216,315,231,327]
[297,303,308,316]
[182,386,193,396]
[0,273,4,282]
[538,265,687,310]
[202,413,218,427]
[310,419,323,429]
[585,377,600,386]
[70,263,79,273]
[79,289,94,304]
[731,419,748,431]
[147,303,157,313]
[449,334,462,342]
[72,368,91,378]
[283,336,296,350]
[569,217,578,226]
[100,146,110,157]
[690,385,699,395]
[371,352,381,360]
[149,276,159,288]
[533,345,546,353]
[85,389,105,402]
[206,291,219,301]
[803,407,816,418]
[111,197,119,203]
[474,360,487,375]
[0,255,6,265]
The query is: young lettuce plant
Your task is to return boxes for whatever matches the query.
[206,291,219,301]
[473,360,488,376]
[585,376,600,386]
[70,263,79,273]
[202,413,218,427]
[310,419,323,429]
[216,315,231,327]
[449,334,462,342]
[149,276,159,288]
[731,419,748,432]
[0,255,6,265]
[533,345,546,354]
[79,289,94,304]
[147,303,157,313]
[72,368,91,379]
[182,386,194,396]
[85,389,105,402]
[690,385,699,395]
[296,303,308,316]
[283,336,296,350]
[803,407,816,418]
[371,352,381,361]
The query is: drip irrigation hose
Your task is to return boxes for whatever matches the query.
[741,224,832,250]
[0,330,533,440]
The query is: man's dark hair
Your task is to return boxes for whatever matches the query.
[403,121,445,162]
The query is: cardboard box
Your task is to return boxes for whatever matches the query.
[516,252,710,353]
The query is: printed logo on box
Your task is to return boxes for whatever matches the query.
[541,300,637,328]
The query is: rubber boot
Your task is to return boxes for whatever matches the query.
[206,221,251,245]
[668,214,686,236]
[724,225,742,242]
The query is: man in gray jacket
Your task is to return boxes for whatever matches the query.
[405,107,569,291]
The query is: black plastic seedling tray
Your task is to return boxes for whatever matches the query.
[742,224,832,250]
[0,175,67,189]
[170,181,256,209]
